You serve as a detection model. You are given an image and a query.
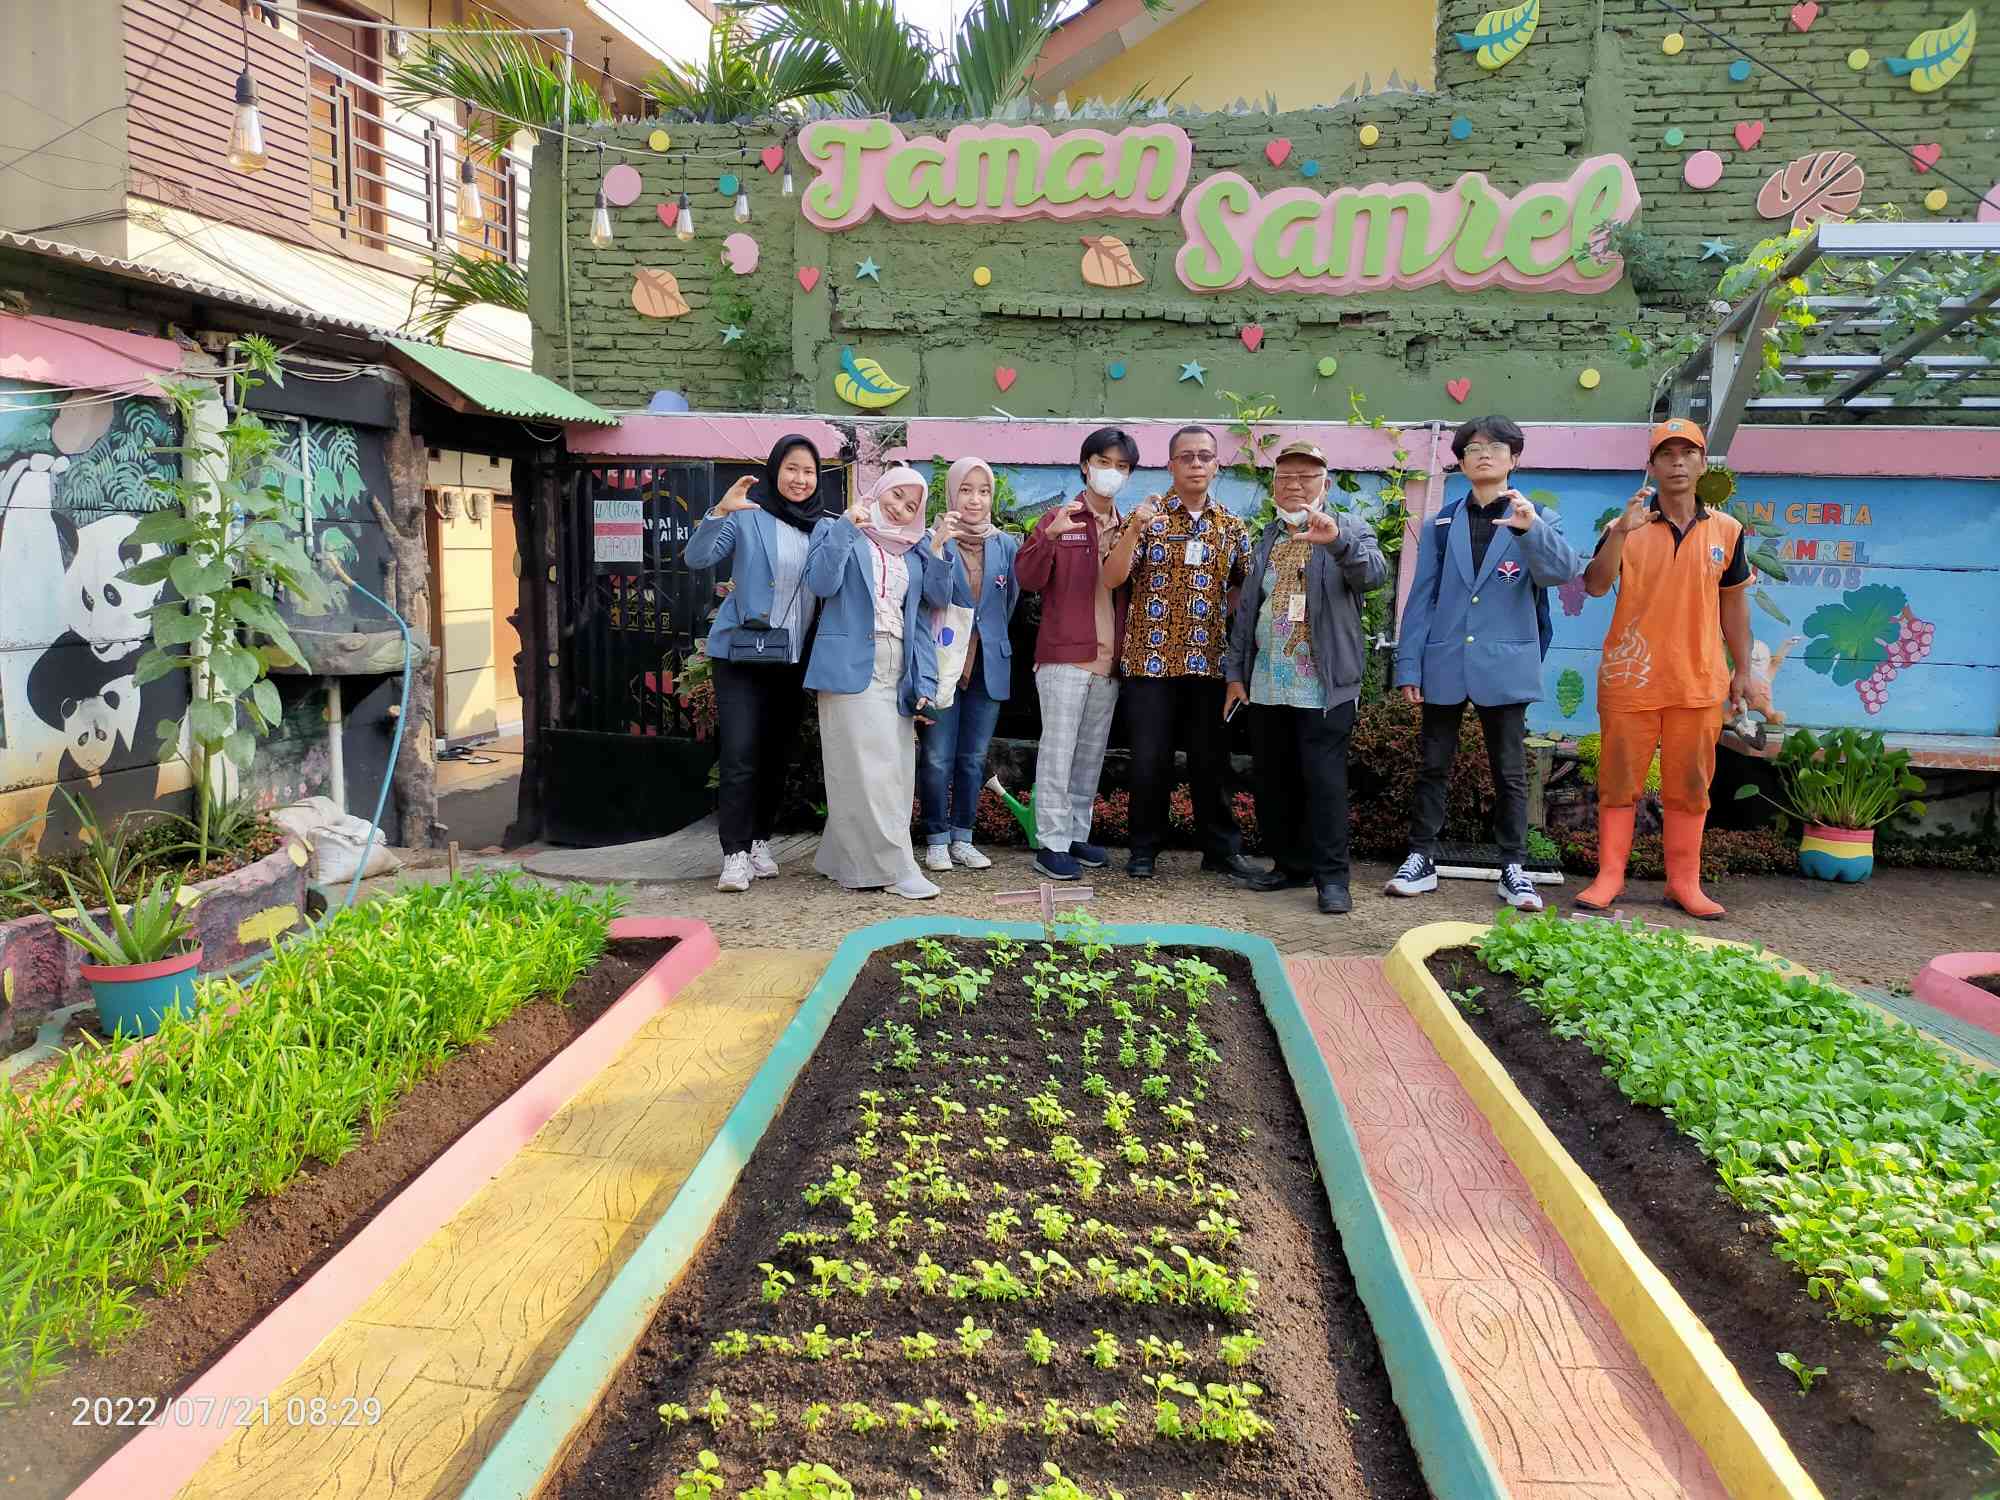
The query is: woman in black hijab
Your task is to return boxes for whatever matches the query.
[686,435,827,891]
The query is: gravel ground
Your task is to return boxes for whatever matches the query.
[406,845,1998,994]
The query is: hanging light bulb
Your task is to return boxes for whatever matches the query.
[781,169,795,197]
[733,190,750,224]
[457,157,486,229]
[589,187,614,248]
[227,67,268,174]
[675,192,694,241]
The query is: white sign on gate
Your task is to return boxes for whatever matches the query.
[594,499,644,563]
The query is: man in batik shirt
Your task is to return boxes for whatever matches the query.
[1101,424,1257,881]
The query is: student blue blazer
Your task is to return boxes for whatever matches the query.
[1394,500,1583,707]
[803,516,951,715]
[685,506,812,660]
[942,532,1022,702]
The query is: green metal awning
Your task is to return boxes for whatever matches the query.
[386,338,618,427]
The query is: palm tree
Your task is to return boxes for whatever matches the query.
[407,253,529,339]
[643,12,847,120]
[388,22,612,162]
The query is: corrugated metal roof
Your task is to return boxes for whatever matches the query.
[0,229,405,343]
[386,338,617,427]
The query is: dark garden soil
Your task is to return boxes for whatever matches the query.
[553,939,1430,1500]
[1427,949,2000,1500]
[0,936,671,1500]
[1969,974,2000,1000]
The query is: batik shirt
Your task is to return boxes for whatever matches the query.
[1248,545,1327,710]
[1119,494,1250,680]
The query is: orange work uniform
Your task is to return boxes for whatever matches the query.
[1593,497,1750,814]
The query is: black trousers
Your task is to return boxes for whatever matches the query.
[711,657,811,855]
[1121,675,1240,860]
[1252,700,1356,886]
[1408,700,1530,865]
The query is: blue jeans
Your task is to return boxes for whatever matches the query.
[918,674,1003,845]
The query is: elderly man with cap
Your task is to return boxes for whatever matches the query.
[1575,417,1756,920]
[1223,440,1388,914]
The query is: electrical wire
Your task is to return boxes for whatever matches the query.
[1643,0,2000,216]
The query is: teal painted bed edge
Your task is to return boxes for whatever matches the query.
[1854,983,2000,1068]
[461,918,1506,1500]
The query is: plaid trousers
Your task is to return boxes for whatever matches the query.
[1032,664,1120,851]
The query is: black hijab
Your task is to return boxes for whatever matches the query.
[757,434,824,533]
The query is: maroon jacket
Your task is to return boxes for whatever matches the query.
[1016,492,1129,668]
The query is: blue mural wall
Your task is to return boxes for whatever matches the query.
[1419,469,2000,741]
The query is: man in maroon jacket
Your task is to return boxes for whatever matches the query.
[1015,427,1136,880]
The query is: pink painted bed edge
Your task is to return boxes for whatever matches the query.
[69,916,721,1500]
[1914,953,2000,1038]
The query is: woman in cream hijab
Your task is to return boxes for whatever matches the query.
[804,467,953,898]
[917,456,1021,872]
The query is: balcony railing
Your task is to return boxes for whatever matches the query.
[306,51,531,268]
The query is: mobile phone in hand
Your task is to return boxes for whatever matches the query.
[1223,697,1243,723]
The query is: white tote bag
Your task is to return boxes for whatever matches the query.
[929,604,976,710]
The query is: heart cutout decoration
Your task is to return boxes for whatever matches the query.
[797,266,821,292]
[1911,142,1942,173]
[761,145,784,173]
[1789,1,1818,31]
[1264,138,1291,168]
[1734,120,1765,151]
[1445,377,1472,404]
[657,202,677,229]
[1239,323,1265,352]
[994,366,1018,392]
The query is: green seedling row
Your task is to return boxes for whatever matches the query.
[0,874,620,1396]
[1478,913,2000,1459]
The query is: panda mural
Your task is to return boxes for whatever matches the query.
[0,387,186,829]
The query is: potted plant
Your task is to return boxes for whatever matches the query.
[48,865,202,1038]
[1735,727,1927,882]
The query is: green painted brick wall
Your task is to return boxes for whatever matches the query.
[533,0,1994,423]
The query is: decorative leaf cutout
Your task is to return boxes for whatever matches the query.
[1884,9,1976,93]
[834,346,911,410]
[1454,0,1540,70]
[1078,234,1145,289]
[1757,151,1867,229]
[631,268,690,319]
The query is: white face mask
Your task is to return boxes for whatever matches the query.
[1086,467,1127,499]
[1278,506,1314,528]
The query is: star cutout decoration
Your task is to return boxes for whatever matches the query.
[1178,359,1206,385]
[721,324,745,344]
[855,257,881,282]
[1700,237,1737,262]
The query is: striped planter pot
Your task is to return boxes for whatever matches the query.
[1799,823,1874,882]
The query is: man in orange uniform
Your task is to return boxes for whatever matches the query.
[1575,418,1755,920]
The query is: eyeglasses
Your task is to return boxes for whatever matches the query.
[1170,450,1217,465]
[1460,441,1512,458]
[1273,472,1320,486]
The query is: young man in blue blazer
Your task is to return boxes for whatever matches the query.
[1388,416,1583,911]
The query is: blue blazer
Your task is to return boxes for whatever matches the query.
[803,516,951,715]
[1395,499,1583,707]
[685,507,814,661]
[943,532,1022,702]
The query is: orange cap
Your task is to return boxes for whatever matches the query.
[1649,417,1707,455]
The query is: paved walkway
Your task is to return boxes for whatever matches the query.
[172,949,828,1500]
[1292,955,1727,1500]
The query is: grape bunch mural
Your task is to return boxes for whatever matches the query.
[1802,583,1936,716]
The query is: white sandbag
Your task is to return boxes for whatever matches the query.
[271,797,404,883]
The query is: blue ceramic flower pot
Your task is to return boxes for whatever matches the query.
[80,947,203,1039]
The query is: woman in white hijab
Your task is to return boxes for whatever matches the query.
[804,466,953,898]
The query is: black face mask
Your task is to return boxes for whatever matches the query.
[757,435,824,533]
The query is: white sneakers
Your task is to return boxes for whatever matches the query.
[924,841,991,871]
[717,851,752,892]
[748,840,780,879]
[891,873,941,900]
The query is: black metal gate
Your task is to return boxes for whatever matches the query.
[540,457,849,845]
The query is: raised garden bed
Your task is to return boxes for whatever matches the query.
[1915,953,2000,1036]
[1,834,308,1045]
[522,921,1447,1500]
[0,876,645,1500]
[1426,917,2000,1500]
